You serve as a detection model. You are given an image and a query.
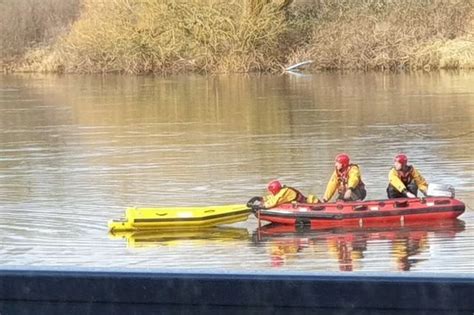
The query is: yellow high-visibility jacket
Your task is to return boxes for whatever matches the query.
[263,186,315,208]
[388,166,428,193]
[323,165,362,202]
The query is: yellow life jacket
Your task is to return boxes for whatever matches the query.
[336,164,365,194]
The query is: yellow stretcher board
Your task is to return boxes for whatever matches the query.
[108,204,251,232]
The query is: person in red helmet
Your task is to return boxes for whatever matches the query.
[322,153,366,202]
[387,154,428,198]
[255,180,318,209]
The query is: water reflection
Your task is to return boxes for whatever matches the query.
[109,227,250,248]
[253,220,466,271]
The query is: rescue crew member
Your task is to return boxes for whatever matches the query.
[262,180,318,208]
[322,153,366,202]
[387,154,428,198]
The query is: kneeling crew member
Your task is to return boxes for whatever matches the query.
[387,154,428,198]
[322,153,366,202]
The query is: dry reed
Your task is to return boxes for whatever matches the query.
[297,0,474,71]
[3,0,474,73]
[42,0,288,74]
[0,0,80,58]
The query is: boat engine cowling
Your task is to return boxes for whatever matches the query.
[427,183,455,198]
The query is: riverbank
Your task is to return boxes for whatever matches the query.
[2,0,473,74]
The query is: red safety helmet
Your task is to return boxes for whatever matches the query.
[267,180,282,195]
[335,153,350,169]
[394,154,408,165]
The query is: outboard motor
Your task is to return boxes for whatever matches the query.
[247,196,264,214]
[427,184,455,198]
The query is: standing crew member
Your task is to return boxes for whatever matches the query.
[387,154,428,198]
[262,180,317,208]
[322,153,366,202]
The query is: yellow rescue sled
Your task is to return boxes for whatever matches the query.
[108,204,251,232]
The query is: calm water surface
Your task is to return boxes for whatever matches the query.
[0,72,473,273]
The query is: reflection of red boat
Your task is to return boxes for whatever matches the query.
[255,197,465,228]
[254,219,465,271]
[255,219,466,240]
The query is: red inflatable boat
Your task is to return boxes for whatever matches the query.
[254,197,465,228]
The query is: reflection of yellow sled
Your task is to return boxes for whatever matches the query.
[109,227,250,248]
[108,204,251,232]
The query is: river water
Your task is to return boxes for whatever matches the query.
[0,72,473,273]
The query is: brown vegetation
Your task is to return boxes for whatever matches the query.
[19,0,290,73]
[294,0,474,71]
[0,0,80,60]
[2,0,473,73]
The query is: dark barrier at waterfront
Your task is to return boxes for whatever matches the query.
[0,302,472,315]
[0,268,473,314]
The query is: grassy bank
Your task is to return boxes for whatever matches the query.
[2,0,474,74]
